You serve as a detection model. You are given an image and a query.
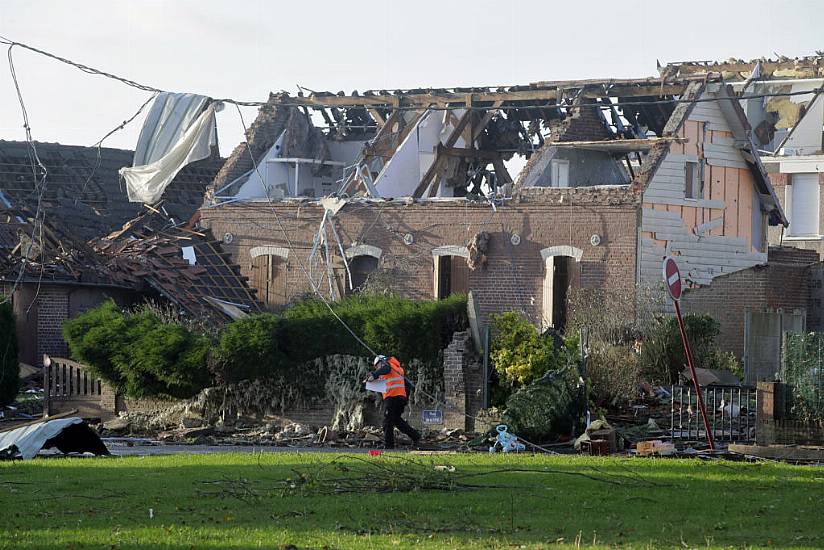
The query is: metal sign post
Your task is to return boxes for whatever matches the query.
[663,257,716,451]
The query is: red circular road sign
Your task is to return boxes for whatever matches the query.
[663,257,682,301]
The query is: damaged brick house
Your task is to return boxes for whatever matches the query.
[199,76,789,354]
[652,56,824,380]
[0,140,259,366]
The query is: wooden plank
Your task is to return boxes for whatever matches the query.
[729,444,824,462]
[492,158,513,186]
[724,167,740,237]
[471,100,504,145]
[645,197,726,209]
[413,109,474,197]
[706,158,749,170]
[738,170,754,243]
[279,83,690,108]
[367,108,386,128]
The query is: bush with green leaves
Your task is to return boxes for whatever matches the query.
[490,311,579,385]
[0,299,19,407]
[64,300,212,399]
[639,313,721,385]
[279,294,467,366]
[212,314,286,384]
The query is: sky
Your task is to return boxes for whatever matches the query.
[1,0,823,157]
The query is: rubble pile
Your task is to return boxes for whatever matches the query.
[98,412,486,451]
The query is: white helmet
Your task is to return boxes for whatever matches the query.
[373,355,387,366]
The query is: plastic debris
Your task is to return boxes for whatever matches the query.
[488,424,526,453]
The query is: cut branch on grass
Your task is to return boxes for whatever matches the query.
[195,454,656,500]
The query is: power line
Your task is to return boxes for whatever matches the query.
[233,103,378,356]
[2,35,824,112]
[2,43,50,312]
[76,92,158,204]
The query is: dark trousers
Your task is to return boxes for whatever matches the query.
[382,396,420,448]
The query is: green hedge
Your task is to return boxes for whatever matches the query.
[64,301,211,399]
[214,294,467,384]
[0,299,19,407]
[65,295,468,399]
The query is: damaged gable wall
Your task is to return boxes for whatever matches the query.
[639,88,771,288]
[517,105,631,189]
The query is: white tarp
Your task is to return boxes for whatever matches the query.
[0,417,83,459]
[121,102,217,204]
[133,93,211,166]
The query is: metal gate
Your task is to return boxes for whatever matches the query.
[670,385,757,444]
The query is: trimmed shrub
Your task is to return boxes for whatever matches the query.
[120,308,212,398]
[66,295,468,400]
[61,300,129,385]
[64,300,212,399]
[212,314,286,384]
[0,299,19,407]
[280,294,467,365]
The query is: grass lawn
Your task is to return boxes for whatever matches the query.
[1,452,822,549]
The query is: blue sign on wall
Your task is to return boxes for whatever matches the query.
[422,409,444,425]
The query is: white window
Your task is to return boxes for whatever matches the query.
[550,159,570,187]
[685,160,704,199]
[786,173,820,237]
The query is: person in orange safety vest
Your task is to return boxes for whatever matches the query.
[366,355,421,449]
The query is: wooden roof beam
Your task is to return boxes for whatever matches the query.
[271,83,692,109]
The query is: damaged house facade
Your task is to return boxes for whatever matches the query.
[199,75,789,353]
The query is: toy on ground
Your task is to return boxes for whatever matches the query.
[488,424,526,453]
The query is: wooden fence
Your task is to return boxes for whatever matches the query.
[43,357,116,420]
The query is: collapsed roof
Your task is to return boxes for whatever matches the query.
[663,56,824,157]
[207,77,718,202]
[93,211,261,321]
[207,74,786,227]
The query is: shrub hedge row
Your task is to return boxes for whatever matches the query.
[64,294,468,399]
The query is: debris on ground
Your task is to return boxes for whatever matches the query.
[635,440,676,456]
[0,416,109,459]
[196,453,660,500]
[488,424,526,453]
[575,419,617,455]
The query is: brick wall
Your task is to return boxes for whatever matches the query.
[36,286,70,362]
[681,246,815,357]
[200,187,640,330]
[442,331,484,431]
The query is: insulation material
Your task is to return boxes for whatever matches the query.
[0,418,109,460]
[372,109,467,198]
[121,103,217,204]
